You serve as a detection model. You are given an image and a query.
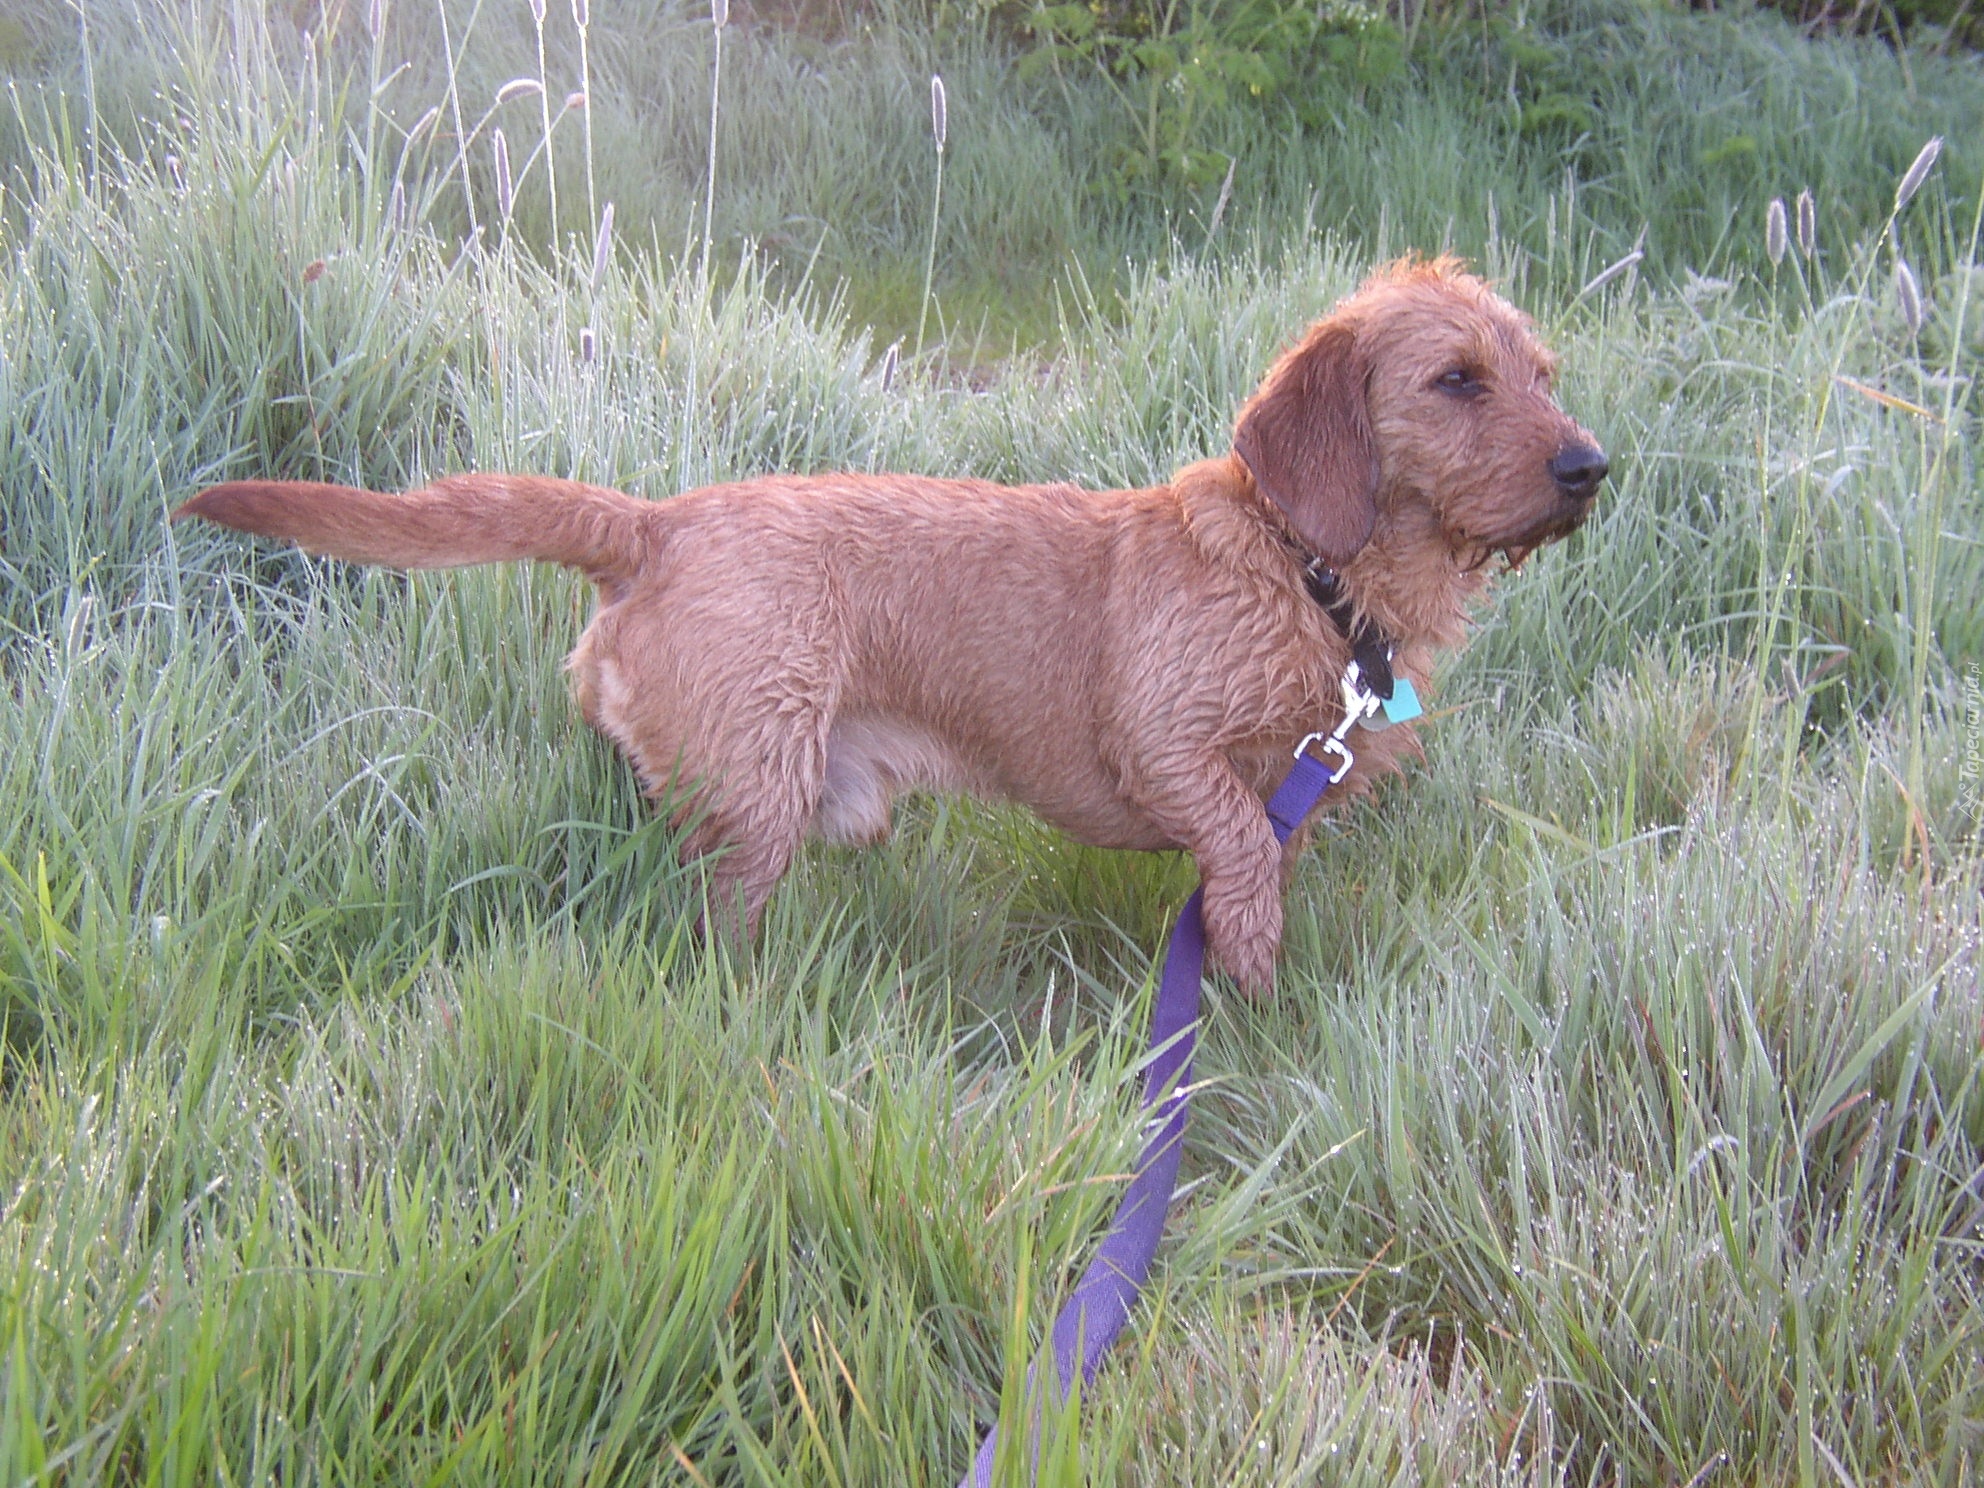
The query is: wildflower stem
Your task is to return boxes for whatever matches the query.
[917,74,948,359]
[435,0,479,248]
[532,0,557,245]
[575,0,596,230]
[700,4,725,289]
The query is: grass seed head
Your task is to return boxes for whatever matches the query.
[931,75,947,154]
[1765,198,1787,265]
[1580,247,1643,299]
[1895,136,1943,212]
[1795,189,1816,257]
[1895,257,1924,335]
[493,128,513,223]
[591,201,614,287]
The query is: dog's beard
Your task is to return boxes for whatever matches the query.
[1467,502,1594,574]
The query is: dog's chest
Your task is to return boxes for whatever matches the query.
[1219,639,1425,810]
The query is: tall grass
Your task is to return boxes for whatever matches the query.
[5,0,1980,341]
[1,1,1979,1484]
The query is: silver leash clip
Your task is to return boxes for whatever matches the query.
[1293,662,1384,784]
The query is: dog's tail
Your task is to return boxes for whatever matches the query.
[173,474,656,586]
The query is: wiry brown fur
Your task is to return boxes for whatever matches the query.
[174,256,1605,993]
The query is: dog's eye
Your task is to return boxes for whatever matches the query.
[1436,368,1486,398]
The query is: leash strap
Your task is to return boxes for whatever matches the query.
[962,736,1354,1485]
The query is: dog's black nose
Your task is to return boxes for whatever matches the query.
[1550,443,1609,501]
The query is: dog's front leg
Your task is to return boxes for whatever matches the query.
[1124,759,1285,996]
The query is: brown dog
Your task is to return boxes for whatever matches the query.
[175,256,1604,992]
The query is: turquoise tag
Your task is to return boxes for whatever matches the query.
[1379,677,1423,726]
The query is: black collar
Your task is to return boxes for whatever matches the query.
[1300,557,1398,702]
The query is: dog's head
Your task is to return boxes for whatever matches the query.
[1234,256,1606,572]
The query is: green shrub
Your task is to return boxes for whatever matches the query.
[1751,0,1984,49]
[967,0,1407,191]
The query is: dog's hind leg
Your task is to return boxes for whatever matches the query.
[669,705,835,949]
[685,815,808,947]
[575,606,841,948]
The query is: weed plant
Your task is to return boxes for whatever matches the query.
[0,1,1980,1484]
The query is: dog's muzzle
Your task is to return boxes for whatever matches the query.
[1549,441,1609,506]
[1491,443,1608,570]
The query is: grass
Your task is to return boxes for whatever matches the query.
[1,0,1981,1483]
[4,0,1981,344]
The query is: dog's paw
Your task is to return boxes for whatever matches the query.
[1205,916,1280,1001]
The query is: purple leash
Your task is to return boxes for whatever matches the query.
[962,670,1388,1485]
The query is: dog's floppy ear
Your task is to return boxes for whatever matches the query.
[1233,322,1379,566]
